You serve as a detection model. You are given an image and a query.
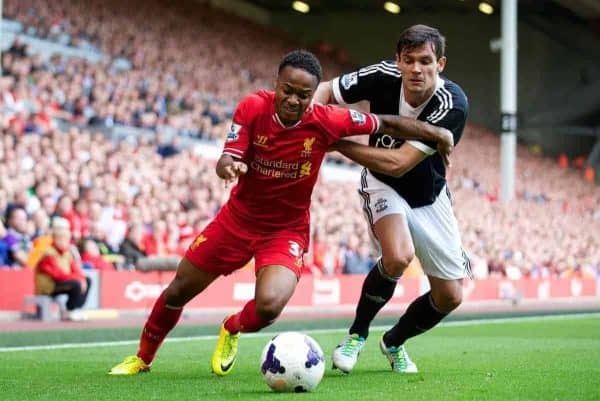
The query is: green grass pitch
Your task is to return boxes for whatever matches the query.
[0,315,598,401]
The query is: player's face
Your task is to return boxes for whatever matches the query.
[275,66,318,126]
[397,42,446,102]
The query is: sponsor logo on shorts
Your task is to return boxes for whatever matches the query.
[341,72,358,90]
[374,198,388,213]
[288,241,302,257]
[288,241,303,268]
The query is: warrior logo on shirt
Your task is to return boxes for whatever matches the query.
[254,135,269,147]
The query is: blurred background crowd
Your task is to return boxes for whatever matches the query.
[1,0,598,280]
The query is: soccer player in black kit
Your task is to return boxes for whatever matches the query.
[315,24,470,373]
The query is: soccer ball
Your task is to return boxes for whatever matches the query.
[260,332,325,392]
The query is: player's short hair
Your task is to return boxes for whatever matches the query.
[278,50,322,83]
[396,24,446,60]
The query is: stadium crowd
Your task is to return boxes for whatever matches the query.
[2,0,348,140]
[0,0,598,279]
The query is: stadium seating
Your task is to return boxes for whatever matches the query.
[0,0,598,280]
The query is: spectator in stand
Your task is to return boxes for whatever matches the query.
[140,220,169,256]
[119,223,147,269]
[0,220,9,267]
[34,217,90,321]
[0,0,599,279]
[343,235,376,275]
[72,198,91,239]
[55,195,81,239]
[25,208,53,268]
[7,37,28,58]
[85,221,125,267]
[3,206,33,267]
[80,238,115,271]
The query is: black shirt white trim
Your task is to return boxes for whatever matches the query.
[335,60,469,207]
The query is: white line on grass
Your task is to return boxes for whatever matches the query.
[1,312,598,353]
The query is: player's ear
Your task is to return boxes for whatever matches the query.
[437,56,447,73]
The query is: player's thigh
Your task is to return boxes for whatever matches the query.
[254,235,304,315]
[254,234,306,280]
[165,257,220,307]
[409,186,468,281]
[359,172,414,273]
[184,215,254,276]
[373,214,414,268]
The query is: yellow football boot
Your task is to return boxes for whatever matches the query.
[211,322,240,376]
[108,355,150,375]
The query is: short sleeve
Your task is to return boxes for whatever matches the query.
[222,95,257,159]
[332,61,398,105]
[323,106,380,144]
[413,84,469,153]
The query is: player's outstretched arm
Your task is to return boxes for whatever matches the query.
[216,154,248,185]
[376,115,454,166]
[330,140,427,178]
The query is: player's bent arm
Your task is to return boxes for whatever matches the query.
[331,140,427,178]
[216,154,247,181]
[376,115,453,149]
[216,154,235,179]
[313,80,335,105]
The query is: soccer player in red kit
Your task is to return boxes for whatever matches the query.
[109,50,453,376]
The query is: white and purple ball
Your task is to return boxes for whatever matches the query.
[260,332,325,392]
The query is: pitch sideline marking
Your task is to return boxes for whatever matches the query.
[1,312,599,353]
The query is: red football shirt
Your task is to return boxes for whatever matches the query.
[222,90,379,235]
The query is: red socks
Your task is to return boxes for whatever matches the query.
[137,291,182,364]
[224,300,271,334]
[137,295,272,363]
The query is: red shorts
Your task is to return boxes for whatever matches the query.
[184,209,307,278]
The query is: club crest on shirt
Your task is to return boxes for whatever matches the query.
[349,109,366,125]
[301,137,315,157]
[341,72,358,90]
[226,123,242,142]
[191,234,207,249]
[374,198,388,213]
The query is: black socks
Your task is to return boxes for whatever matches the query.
[349,260,398,339]
[383,291,448,347]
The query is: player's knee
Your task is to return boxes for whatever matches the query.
[435,291,462,312]
[382,251,414,276]
[164,277,190,307]
[255,295,284,321]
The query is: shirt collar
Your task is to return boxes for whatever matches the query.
[272,104,313,129]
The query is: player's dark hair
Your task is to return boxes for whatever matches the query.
[278,50,322,83]
[396,24,446,60]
